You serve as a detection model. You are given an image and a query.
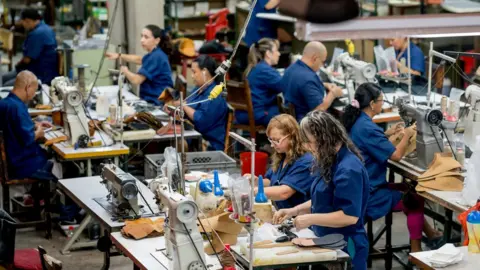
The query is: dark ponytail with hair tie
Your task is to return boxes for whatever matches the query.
[341,83,382,132]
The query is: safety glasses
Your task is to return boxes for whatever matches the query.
[268,135,289,146]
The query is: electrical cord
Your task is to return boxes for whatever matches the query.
[197,217,223,267]
[84,0,120,105]
[430,125,443,152]
[183,223,208,270]
[138,187,156,215]
[439,124,458,161]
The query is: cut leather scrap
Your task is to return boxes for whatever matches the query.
[121,218,165,240]
[416,175,464,192]
[419,153,462,179]
[292,234,346,249]
[417,171,463,182]
[391,124,417,156]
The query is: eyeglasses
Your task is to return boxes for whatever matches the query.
[268,135,289,146]
[376,99,385,104]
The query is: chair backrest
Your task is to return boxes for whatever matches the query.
[226,80,257,137]
[224,105,234,155]
[276,94,297,118]
[57,51,64,76]
[0,29,13,51]
[425,59,445,91]
[0,131,10,184]
[175,74,187,99]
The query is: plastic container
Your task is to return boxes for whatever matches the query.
[240,152,268,177]
[67,226,75,238]
[455,133,465,166]
[467,211,480,253]
[144,151,237,179]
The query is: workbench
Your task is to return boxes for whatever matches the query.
[387,160,466,244]
[409,246,480,270]
[57,176,160,269]
[44,130,129,176]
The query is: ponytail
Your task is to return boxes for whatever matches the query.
[341,82,382,132]
[244,38,279,78]
[144,24,172,56]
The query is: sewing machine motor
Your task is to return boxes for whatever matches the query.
[100,164,140,217]
[398,98,444,169]
[154,184,206,270]
[51,77,90,145]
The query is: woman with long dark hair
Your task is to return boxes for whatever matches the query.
[236,38,282,126]
[106,24,173,105]
[342,82,443,252]
[273,111,370,270]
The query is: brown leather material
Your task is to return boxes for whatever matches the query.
[417,171,463,182]
[44,136,68,146]
[416,175,464,192]
[419,153,462,179]
[121,218,165,240]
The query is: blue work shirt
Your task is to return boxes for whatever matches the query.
[138,47,173,105]
[0,93,48,179]
[310,146,369,270]
[22,21,58,85]
[236,61,282,126]
[186,83,228,151]
[349,112,402,220]
[282,60,325,122]
[264,153,314,209]
[396,42,425,76]
[243,0,277,46]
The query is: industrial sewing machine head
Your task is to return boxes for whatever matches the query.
[153,184,206,270]
[100,164,140,218]
[336,52,377,102]
[50,76,90,146]
[465,85,480,147]
[397,97,444,169]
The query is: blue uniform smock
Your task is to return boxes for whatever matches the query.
[138,47,173,105]
[22,21,58,84]
[236,61,282,126]
[264,153,314,209]
[349,112,403,220]
[186,83,228,151]
[310,146,369,270]
[0,93,48,179]
[282,60,325,122]
[243,0,277,47]
[396,42,426,76]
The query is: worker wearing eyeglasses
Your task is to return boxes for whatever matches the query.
[390,37,425,76]
[245,114,315,209]
[342,83,443,252]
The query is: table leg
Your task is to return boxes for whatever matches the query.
[133,264,140,270]
[87,159,92,176]
[444,209,453,243]
[102,229,111,270]
[61,214,92,255]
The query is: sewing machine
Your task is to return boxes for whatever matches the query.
[398,97,444,169]
[50,77,90,146]
[154,184,206,270]
[336,52,377,102]
[99,164,140,218]
[465,84,480,147]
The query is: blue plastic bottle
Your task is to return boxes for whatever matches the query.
[213,170,224,196]
[255,175,268,203]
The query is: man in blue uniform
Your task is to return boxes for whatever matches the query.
[391,37,425,76]
[2,9,58,86]
[0,71,56,182]
[282,41,344,122]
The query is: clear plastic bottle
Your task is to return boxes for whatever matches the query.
[67,226,75,238]
[455,133,465,166]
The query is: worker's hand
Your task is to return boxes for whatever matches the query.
[265,0,280,10]
[294,214,312,231]
[37,121,53,129]
[105,52,120,60]
[385,122,404,136]
[35,125,45,140]
[403,126,415,139]
[396,60,409,74]
[273,208,296,224]
[120,66,129,74]
[172,100,182,107]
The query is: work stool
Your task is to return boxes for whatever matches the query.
[0,131,52,239]
[226,80,266,140]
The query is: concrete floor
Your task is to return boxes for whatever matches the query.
[14,212,416,270]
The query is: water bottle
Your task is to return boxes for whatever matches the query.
[467,211,480,253]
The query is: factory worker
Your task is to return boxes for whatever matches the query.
[342,83,443,252]
[0,71,56,182]
[236,38,282,126]
[274,111,369,270]
[245,114,315,209]
[106,24,173,105]
[167,55,228,151]
[282,41,343,122]
[244,0,278,47]
[390,37,425,76]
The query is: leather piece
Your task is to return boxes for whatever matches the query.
[121,218,165,240]
[420,153,462,179]
[416,175,464,192]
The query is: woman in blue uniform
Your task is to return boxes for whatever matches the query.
[106,24,173,105]
[342,82,443,252]
[245,114,315,209]
[236,38,282,126]
[274,111,370,270]
[169,55,228,151]
[390,37,425,76]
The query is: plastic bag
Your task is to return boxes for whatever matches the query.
[462,136,480,206]
[228,174,253,222]
[161,147,182,191]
